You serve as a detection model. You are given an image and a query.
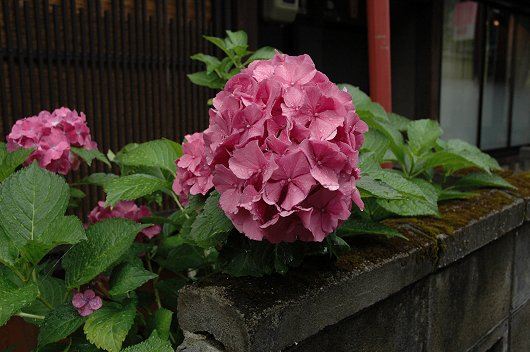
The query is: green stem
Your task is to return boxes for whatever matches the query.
[11,268,26,283]
[37,296,54,310]
[146,253,162,310]
[17,312,45,320]
[169,191,189,219]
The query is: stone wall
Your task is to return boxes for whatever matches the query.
[177,176,530,352]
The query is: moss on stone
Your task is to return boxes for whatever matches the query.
[506,172,530,198]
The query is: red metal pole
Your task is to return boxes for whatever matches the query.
[367,0,392,112]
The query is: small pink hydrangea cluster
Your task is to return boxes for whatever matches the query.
[6,107,97,175]
[172,132,214,205]
[88,201,161,239]
[71,289,102,317]
[173,53,367,243]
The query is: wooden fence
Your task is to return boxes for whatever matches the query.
[0,0,236,215]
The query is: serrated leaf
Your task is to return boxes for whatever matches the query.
[407,119,442,155]
[356,176,404,200]
[109,263,157,297]
[104,174,170,207]
[0,278,39,326]
[337,83,371,110]
[203,35,228,52]
[157,244,206,272]
[71,147,111,167]
[0,147,34,182]
[121,332,173,352]
[191,53,221,74]
[410,178,439,205]
[63,219,146,288]
[21,215,86,265]
[387,112,411,131]
[187,192,233,248]
[187,71,226,89]
[0,226,18,266]
[376,197,439,217]
[325,233,350,257]
[146,309,173,341]
[24,276,67,325]
[0,163,69,249]
[84,302,136,352]
[38,304,86,347]
[69,187,86,199]
[337,219,406,239]
[78,173,118,187]
[453,172,516,190]
[439,189,477,201]
[226,30,248,48]
[371,170,425,198]
[244,46,276,64]
[361,129,390,162]
[118,139,181,175]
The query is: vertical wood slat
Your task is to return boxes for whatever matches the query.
[0,0,229,210]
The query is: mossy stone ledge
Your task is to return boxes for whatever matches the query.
[177,172,530,352]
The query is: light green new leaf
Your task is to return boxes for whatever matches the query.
[109,263,157,297]
[203,35,228,52]
[84,302,136,352]
[337,219,406,239]
[387,112,411,132]
[37,304,86,348]
[104,174,170,207]
[0,147,34,182]
[337,83,371,110]
[371,170,425,198]
[453,172,516,190]
[0,278,39,326]
[376,197,439,217]
[410,178,439,205]
[118,139,182,175]
[21,215,86,265]
[244,46,276,64]
[63,219,146,288]
[187,71,226,89]
[226,30,248,48]
[0,163,69,249]
[406,119,442,155]
[71,147,111,167]
[121,332,173,352]
[361,129,390,162]
[191,53,221,74]
[78,173,118,187]
[187,191,233,248]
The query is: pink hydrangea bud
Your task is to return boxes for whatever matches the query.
[88,200,161,239]
[6,107,97,175]
[174,52,368,243]
[71,289,103,317]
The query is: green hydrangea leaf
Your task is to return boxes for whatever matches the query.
[0,276,39,326]
[362,129,390,162]
[376,197,440,217]
[406,119,442,155]
[109,263,158,297]
[146,308,173,341]
[104,174,170,207]
[117,139,182,175]
[71,147,111,167]
[187,71,225,89]
[0,147,34,182]
[453,172,516,190]
[191,53,221,74]
[387,112,411,132]
[37,304,86,348]
[187,191,233,248]
[156,243,206,272]
[0,163,69,249]
[63,219,147,288]
[77,173,119,187]
[84,302,136,352]
[0,226,18,266]
[219,234,275,277]
[244,46,276,64]
[439,189,477,201]
[121,332,173,352]
[23,276,67,326]
[337,219,406,239]
[21,215,86,265]
[356,176,404,200]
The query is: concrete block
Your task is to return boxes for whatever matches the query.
[285,280,429,352]
[427,234,514,351]
[510,298,530,352]
[436,192,524,269]
[512,222,530,310]
[176,332,225,352]
[467,320,508,352]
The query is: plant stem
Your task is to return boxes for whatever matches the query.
[17,312,45,320]
[146,253,162,309]
[169,191,189,219]
[11,268,26,283]
[37,296,54,310]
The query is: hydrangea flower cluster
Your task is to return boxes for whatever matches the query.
[172,132,214,205]
[6,107,97,175]
[173,53,367,243]
[71,289,102,317]
[88,201,161,239]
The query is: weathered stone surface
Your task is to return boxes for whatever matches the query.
[467,320,508,352]
[436,192,524,268]
[178,242,436,352]
[285,279,429,352]
[510,298,530,352]
[176,332,225,352]
[426,234,513,351]
[512,222,530,310]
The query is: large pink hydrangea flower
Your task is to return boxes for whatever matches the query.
[88,201,161,239]
[173,53,367,243]
[6,107,98,175]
